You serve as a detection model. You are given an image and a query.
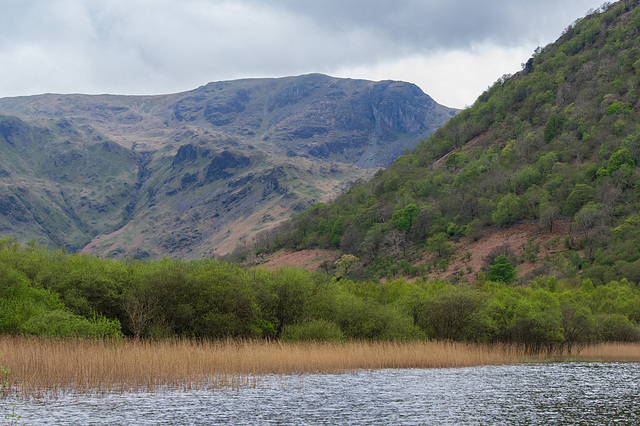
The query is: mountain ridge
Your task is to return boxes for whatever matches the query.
[0,74,458,258]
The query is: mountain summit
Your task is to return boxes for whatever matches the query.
[0,74,457,258]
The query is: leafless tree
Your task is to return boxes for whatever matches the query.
[381,230,406,259]
[124,292,159,339]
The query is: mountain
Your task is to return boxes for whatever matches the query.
[0,74,457,258]
[258,1,640,286]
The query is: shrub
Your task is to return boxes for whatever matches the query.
[596,313,640,342]
[280,319,345,342]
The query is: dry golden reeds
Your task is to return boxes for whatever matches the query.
[1,336,638,397]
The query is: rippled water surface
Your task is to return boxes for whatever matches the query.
[9,363,640,425]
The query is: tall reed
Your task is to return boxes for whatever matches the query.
[1,336,638,397]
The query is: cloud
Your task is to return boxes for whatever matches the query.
[252,0,598,50]
[0,0,600,106]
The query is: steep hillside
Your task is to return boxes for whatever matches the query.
[259,1,640,285]
[0,74,457,258]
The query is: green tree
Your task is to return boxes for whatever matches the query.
[396,204,419,231]
[414,286,494,341]
[565,184,595,215]
[508,290,565,352]
[607,148,634,173]
[492,193,521,226]
[559,294,597,353]
[445,152,466,170]
[334,254,360,279]
[487,255,516,284]
[425,232,453,259]
[544,113,566,143]
[541,203,560,232]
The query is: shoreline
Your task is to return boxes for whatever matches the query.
[2,337,639,397]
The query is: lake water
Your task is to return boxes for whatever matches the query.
[7,362,640,425]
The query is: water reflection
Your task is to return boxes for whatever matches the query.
[10,363,640,425]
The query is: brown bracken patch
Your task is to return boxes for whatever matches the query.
[427,220,571,283]
[259,249,341,271]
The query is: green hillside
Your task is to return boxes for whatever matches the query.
[258,0,640,285]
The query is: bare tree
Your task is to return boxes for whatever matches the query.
[124,292,159,339]
[381,230,407,259]
[541,204,561,232]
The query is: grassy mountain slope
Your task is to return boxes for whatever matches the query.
[259,0,640,285]
[0,115,139,249]
[0,75,457,257]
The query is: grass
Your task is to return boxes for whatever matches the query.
[1,336,639,397]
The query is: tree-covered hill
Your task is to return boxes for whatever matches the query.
[256,0,640,285]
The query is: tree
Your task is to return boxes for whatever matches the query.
[123,290,159,339]
[541,203,560,232]
[560,296,596,353]
[492,193,521,226]
[334,254,360,280]
[574,202,608,260]
[537,151,559,176]
[487,255,516,284]
[565,184,595,215]
[604,148,635,185]
[507,290,565,352]
[543,113,566,143]
[381,230,407,259]
[339,225,360,254]
[425,232,454,259]
[396,204,419,231]
[444,152,466,171]
[416,286,493,341]
[513,166,542,194]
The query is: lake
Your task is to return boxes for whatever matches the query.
[8,362,640,425]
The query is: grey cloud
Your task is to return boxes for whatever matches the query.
[251,0,598,50]
[0,0,599,99]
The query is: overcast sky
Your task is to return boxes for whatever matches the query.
[0,0,602,108]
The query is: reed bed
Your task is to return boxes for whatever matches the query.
[1,336,639,397]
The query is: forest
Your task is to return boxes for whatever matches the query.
[248,0,640,285]
[0,238,638,352]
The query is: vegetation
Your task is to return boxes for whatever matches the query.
[1,354,20,424]
[252,0,640,284]
[0,74,455,260]
[4,2,640,400]
[0,238,638,352]
[1,337,639,397]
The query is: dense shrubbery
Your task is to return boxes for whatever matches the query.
[250,1,640,282]
[0,238,638,351]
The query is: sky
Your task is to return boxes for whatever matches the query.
[0,0,603,109]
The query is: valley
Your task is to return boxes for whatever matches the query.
[0,74,457,258]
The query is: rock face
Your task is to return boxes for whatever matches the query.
[166,74,456,168]
[0,74,457,258]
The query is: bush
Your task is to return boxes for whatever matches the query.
[334,293,423,340]
[414,287,494,342]
[21,310,122,338]
[280,319,345,342]
[596,313,640,342]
